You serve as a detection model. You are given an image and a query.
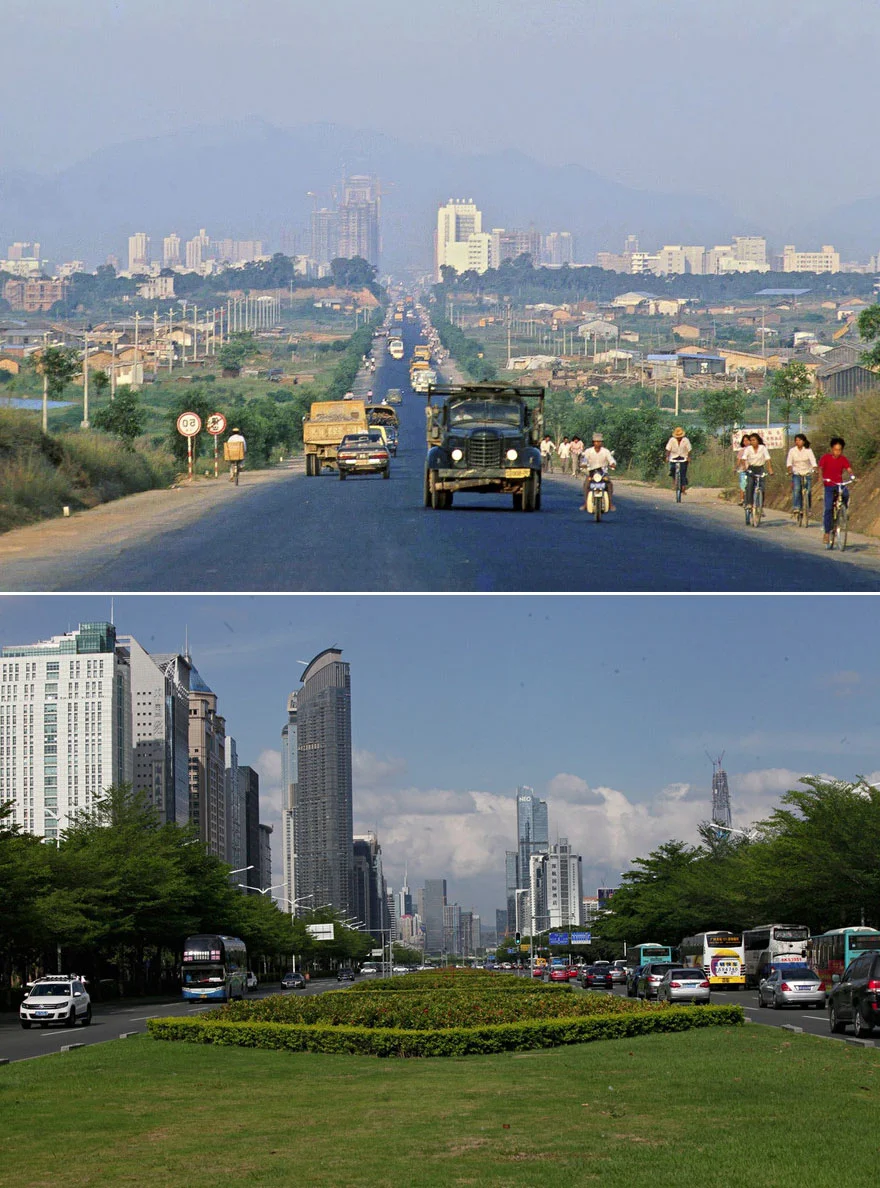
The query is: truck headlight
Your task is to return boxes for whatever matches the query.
[451,448,463,461]
[506,449,518,461]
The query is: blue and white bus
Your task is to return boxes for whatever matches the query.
[181,934,248,1001]
[625,942,674,969]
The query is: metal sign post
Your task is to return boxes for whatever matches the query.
[206,412,227,479]
[176,411,202,480]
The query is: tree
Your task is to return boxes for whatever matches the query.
[35,345,80,433]
[329,256,378,292]
[218,331,255,375]
[92,385,146,449]
[766,361,815,444]
[701,388,747,437]
[857,306,880,369]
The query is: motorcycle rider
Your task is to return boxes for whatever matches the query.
[580,432,617,511]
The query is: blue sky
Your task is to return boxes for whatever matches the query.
[2,595,877,919]
[3,0,879,223]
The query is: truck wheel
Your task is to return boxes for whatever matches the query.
[314,458,322,477]
[522,473,538,512]
[512,492,523,510]
[339,469,346,480]
[424,470,432,507]
[382,467,390,479]
[429,471,444,510]
[305,455,313,476]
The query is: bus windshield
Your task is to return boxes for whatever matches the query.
[183,968,225,987]
[774,928,810,941]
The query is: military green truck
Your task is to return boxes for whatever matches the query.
[423,383,544,511]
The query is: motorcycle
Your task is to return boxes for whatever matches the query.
[585,468,610,522]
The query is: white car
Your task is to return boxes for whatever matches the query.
[246,971,258,990]
[21,977,91,1029]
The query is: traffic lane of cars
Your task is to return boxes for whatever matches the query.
[0,981,330,1063]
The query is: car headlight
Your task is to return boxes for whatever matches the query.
[506,449,518,461]
[451,448,463,462]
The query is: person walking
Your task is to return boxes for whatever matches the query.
[570,435,584,475]
[540,434,556,473]
[786,432,818,518]
[557,436,572,474]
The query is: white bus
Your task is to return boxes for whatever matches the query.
[679,931,746,989]
[742,923,810,987]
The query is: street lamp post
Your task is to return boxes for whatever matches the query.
[237,882,284,895]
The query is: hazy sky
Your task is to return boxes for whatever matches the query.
[1,594,878,920]
[3,0,876,221]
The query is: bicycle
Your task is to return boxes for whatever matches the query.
[826,479,854,551]
[670,457,687,504]
[792,472,812,528]
[744,467,766,527]
[230,459,242,486]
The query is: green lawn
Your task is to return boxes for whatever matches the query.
[1,1026,876,1186]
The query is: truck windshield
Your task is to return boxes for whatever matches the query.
[448,401,521,427]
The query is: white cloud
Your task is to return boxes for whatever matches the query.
[353,748,407,788]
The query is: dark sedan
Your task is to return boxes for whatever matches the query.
[281,971,306,990]
[337,967,357,982]
[337,432,390,479]
[580,965,614,990]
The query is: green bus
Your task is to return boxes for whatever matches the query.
[625,942,673,968]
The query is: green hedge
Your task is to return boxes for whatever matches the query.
[348,973,564,993]
[208,987,647,1030]
[147,1005,743,1058]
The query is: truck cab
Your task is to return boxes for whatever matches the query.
[424,383,544,511]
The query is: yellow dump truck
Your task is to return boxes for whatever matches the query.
[303,399,367,475]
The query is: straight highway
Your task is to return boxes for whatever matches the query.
[0,981,328,1063]
[1,319,879,592]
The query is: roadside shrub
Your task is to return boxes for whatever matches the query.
[148,1004,743,1058]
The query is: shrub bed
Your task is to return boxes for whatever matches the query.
[209,988,649,1030]
[147,1004,743,1057]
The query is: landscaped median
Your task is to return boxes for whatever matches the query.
[147,972,743,1057]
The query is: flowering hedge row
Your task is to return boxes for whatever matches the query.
[147,1004,743,1058]
[209,988,651,1030]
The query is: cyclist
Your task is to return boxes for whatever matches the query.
[741,432,773,516]
[786,432,817,519]
[818,436,855,547]
[580,432,617,511]
[735,433,750,505]
[665,426,692,495]
[226,427,247,481]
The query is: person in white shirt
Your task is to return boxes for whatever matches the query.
[665,426,692,495]
[539,435,556,473]
[735,434,750,505]
[580,433,617,511]
[557,437,572,474]
[740,432,773,512]
[785,432,818,518]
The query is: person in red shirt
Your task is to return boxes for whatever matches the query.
[818,436,855,546]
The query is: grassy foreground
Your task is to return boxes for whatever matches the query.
[2,1027,878,1187]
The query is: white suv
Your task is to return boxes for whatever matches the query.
[20,977,92,1029]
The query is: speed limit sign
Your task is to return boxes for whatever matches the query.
[206,413,227,436]
[176,411,202,437]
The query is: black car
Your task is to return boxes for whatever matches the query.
[281,971,306,990]
[337,967,356,982]
[626,965,645,997]
[337,432,390,480]
[580,965,614,990]
[828,952,880,1037]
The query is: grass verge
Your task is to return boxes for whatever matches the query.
[2,1027,878,1186]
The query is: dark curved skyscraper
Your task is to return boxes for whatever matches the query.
[295,648,353,915]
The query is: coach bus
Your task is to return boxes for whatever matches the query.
[809,927,880,985]
[679,930,746,989]
[742,923,810,986]
[181,934,248,1002]
[625,942,673,969]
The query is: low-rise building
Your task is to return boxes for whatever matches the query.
[781,244,840,273]
[3,278,68,312]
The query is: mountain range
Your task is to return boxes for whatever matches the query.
[0,119,875,273]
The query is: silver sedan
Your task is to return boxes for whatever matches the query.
[757,968,825,1009]
[656,968,711,1005]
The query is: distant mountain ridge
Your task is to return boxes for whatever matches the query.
[0,119,739,273]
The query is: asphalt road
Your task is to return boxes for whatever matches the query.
[4,318,880,592]
[0,981,329,1063]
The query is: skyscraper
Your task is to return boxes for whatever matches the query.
[125,639,191,826]
[163,234,181,268]
[516,786,548,891]
[435,199,493,279]
[353,832,388,941]
[128,232,150,273]
[422,879,447,953]
[0,622,132,840]
[505,849,519,934]
[280,692,298,913]
[541,838,584,929]
[224,736,246,872]
[294,648,353,915]
[187,661,228,859]
[310,209,339,268]
[239,764,261,892]
[337,175,380,266]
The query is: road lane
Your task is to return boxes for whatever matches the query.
[1,319,878,592]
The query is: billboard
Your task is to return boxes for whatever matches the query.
[731,427,786,450]
[571,931,592,944]
[306,923,335,941]
[548,932,570,946]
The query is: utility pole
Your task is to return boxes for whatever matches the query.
[81,329,90,428]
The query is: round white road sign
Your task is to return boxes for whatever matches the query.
[206,413,227,436]
[176,412,202,437]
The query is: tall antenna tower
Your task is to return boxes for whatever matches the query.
[710,753,732,828]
